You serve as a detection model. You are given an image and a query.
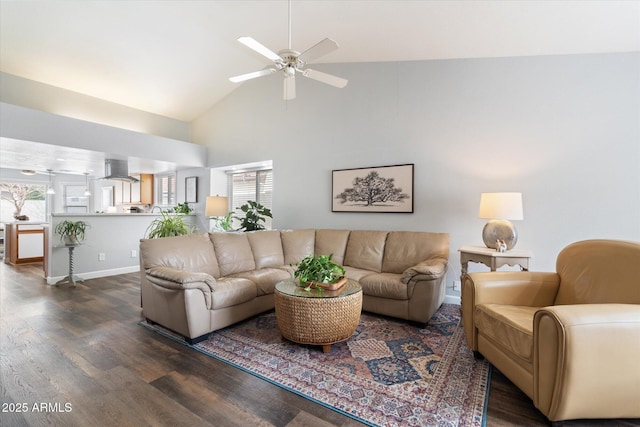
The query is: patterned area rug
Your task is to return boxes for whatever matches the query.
[140,304,490,427]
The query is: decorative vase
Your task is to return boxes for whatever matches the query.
[64,234,81,246]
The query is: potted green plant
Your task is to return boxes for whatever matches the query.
[54,220,89,246]
[293,253,346,291]
[236,200,272,231]
[212,211,236,231]
[173,202,193,214]
[145,211,194,239]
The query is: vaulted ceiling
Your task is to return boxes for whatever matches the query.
[1,1,638,176]
[2,1,638,122]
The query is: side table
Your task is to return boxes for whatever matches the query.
[459,245,532,278]
[55,244,84,287]
[274,279,362,353]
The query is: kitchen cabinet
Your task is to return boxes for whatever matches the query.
[131,174,153,204]
[131,180,141,203]
[114,181,123,204]
[112,174,154,205]
[122,180,131,203]
[5,223,45,265]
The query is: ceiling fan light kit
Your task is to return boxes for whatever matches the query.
[229,0,347,100]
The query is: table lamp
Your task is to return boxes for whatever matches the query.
[205,196,229,218]
[478,192,523,250]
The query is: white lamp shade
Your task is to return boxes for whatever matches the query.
[478,192,523,220]
[205,196,228,217]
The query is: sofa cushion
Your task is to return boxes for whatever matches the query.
[140,233,220,278]
[210,232,256,276]
[246,230,285,269]
[344,230,388,272]
[343,266,376,282]
[315,229,350,265]
[210,277,257,309]
[382,231,450,274]
[281,229,315,265]
[360,272,410,300]
[231,268,292,296]
[475,304,537,362]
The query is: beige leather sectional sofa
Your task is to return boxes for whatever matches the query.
[140,229,449,343]
[462,240,640,422]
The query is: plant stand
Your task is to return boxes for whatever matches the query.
[55,245,84,287]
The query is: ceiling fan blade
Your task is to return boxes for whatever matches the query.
[229,68,276,83]
[284,75,296,100]
[302,69,348,88]
[297,38,339,65]
[237,37,282,63]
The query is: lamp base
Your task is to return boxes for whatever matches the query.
[482,219,518,250]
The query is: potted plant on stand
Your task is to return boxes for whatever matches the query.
[54,220,88,246]
[293,253,347,291]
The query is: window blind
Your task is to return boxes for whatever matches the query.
[230,169,272,229]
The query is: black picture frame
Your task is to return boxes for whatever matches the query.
[185,176,197,203]
[332,164,414,213]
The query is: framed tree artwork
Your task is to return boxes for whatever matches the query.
[332,164,414,213]
[185,176,197,203]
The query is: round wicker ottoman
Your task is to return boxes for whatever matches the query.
[274,279,362,353]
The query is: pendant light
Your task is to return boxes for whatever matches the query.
[83,172,92,196]
[46,169,55,195]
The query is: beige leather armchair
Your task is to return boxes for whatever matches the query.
[462,240,640,422]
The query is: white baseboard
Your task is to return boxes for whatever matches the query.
[444,294,461,305]
[47,265,140,285]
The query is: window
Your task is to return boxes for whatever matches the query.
[156,174,176,206]
[0,182,46,222]
[229,169,273,229]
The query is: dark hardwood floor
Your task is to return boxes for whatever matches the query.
[1,261,638,426]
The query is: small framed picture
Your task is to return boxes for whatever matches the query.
[185,176,197,203]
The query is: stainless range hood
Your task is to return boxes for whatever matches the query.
[101,159,139,182]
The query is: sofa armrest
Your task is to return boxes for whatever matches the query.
[462,271,560,351]
[533,304,640,421]
[145,267,217,311]
[146,266,216,290]
[401,257,447,284]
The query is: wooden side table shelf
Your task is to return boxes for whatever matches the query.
[55,244,84,287]
[459,245,532,278]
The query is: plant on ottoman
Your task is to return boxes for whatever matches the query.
[294,253,346,291]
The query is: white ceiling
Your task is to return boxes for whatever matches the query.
[2,1,638,122]
[0,1,638,176]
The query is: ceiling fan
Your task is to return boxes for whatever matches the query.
[229,0,348,100]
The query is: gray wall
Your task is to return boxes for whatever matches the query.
[192,52,640,296]
[48,213,198,282]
